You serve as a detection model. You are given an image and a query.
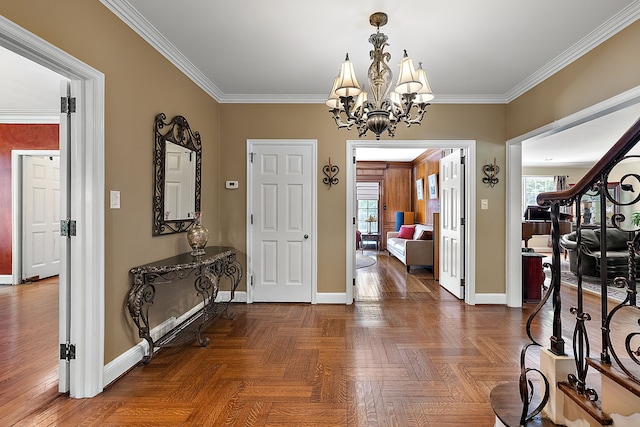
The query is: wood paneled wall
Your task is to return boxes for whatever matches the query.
[412,149,442,226]
[356,162,412,250]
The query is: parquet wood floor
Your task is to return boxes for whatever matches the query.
[0,252,625,426]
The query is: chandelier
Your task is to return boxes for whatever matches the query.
[326,12,434,140]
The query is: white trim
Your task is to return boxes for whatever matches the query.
[99,0,223,101]
[0,109,60,123]
[346,140,477,306]
[0,275,11,285]
[505,2,640,102]
[506,85,640,308]
[0,15,105,398]
[11,150,60,286]
[103,291,248,386]
[316,293,347,304]
[246,139,318,304]
[474,293,507,305]
[100,0,640,105]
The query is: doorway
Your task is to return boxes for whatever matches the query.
[505,86,640,308]
[346,139,477,305]
[11,151,61,284]
[0,16,105,397]
[246,139,318,303]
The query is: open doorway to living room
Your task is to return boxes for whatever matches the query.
[346,140,477,305]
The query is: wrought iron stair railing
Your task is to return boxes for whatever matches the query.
[511,116,640,425]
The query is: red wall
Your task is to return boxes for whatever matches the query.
[0,124,59,275]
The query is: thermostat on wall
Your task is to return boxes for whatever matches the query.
[225,180,239,189]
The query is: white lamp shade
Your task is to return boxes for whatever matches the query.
[354,91,367,111]
[414,67,434,103]
[394,53,422,95]
[326,76,342,109]
[335,55,362,97]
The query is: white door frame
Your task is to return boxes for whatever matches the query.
[505,85,640,308]
[246,139,318,304]
[0,16,105,398]
[11,150,60,284]
[346,140,476,305]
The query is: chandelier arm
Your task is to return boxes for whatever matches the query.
[329,109,354,130]
[404,103,431,126]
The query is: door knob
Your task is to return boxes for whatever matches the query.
[304,234,309,239]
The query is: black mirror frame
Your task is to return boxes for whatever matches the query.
[153,113,202,236]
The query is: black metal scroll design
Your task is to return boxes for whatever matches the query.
[323,163,339,187]
[482,163,499,187]
[518,261,554,424]
[127,280,156,364]
[153,113,202,236]
[127,268,199,364]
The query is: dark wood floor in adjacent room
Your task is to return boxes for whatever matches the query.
[0,251,619,426]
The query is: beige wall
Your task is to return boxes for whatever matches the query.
[0,1,222,362]
[220,104,508,294]
[508,20,640,138]
[3,1,639,367]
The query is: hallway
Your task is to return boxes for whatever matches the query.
[1,255,606,426]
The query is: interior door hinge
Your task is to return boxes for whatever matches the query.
[461,278,466,288]
[60,219,76,237]
[461,155,466,165]
[60,96,76,114]
[461,218,465,226]
[353,156,356,164]
[250,152,255,163]
[353,217,356,225]
[250,214,254,225]
[60,342,76,361]
[250,275,254,286]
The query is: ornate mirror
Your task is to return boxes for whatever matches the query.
[153,113,202,235]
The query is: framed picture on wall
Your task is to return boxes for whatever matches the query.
[428,174,438,199]
[416,178,424,200]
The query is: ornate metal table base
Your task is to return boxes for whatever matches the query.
[128,246,242,364]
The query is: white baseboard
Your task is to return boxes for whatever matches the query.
[474,293,507,305]
[316,292,346,304]
[103,291,247,387]
[0,275,13,285]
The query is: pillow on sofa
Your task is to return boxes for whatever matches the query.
[418,230,433,240]
[397,225,416,239]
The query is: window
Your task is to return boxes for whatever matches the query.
[356,182,379,234]
[358,200,378,234]
[522,176,555,215]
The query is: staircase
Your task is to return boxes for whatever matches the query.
[491,117,640,426]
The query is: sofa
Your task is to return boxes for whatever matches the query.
[559,228,635,278]
[387,224,434,273]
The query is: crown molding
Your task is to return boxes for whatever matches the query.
[101,0,640,105]
[505,1,640,102]
[0,109,59,123]
[100,0,224,101]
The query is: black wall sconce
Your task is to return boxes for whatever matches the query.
[323,157,339,187]
[482,157,499,187]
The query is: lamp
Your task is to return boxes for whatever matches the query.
[365,214,377,234]
[327,12,434,140]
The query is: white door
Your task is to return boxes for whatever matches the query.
[248,140,316,302]
[22,155,60,280]
[439,149,465,299]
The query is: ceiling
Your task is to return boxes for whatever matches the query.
[2,1,640,164]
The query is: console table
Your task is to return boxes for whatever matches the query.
[128,246,243,364]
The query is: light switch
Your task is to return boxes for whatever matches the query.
[481,199,488,210]
[110,190,121,209]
